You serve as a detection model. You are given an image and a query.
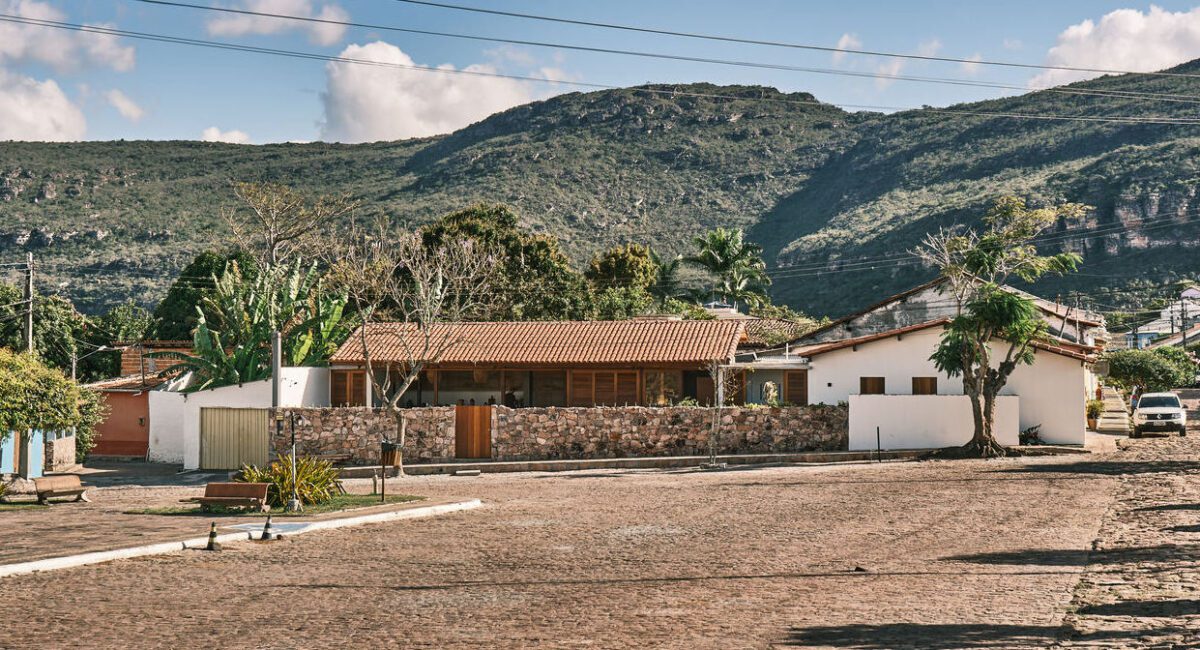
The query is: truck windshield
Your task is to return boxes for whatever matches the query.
[1139,396,1181,409]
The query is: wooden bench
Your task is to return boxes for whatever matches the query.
[34,475,90,504]
[183,482,271,513]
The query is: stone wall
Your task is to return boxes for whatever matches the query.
[273,405,848,465]
[492,405,847,461]
[45,434,76,471]
[271,407,456,465]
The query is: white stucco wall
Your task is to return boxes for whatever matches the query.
[147,368,331,469]
[849,394,1019,450]
[802,327,1087,446]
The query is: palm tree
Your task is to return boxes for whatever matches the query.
[684,228,771,308]
[648,249,685,307]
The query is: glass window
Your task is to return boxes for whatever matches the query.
[1138,395,1181,408]
[530,371,567,407]
[644,370,682,406]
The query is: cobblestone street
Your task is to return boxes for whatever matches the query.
[5,438,1200,648]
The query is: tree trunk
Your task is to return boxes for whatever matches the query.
[390,408,407,477]
[961,381,1006,459]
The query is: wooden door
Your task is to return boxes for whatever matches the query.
[200,407,270,470]
[455,405,492,459]
[785,370,809,406]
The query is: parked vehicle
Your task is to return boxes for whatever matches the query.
[1131,392,1188,438]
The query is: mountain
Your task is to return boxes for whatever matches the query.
[2,69,1199,318]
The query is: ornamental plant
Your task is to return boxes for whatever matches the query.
[238,454,342,507]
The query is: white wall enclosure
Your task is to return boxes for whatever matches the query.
[849,394,1019,450]
[147,368,330,469]
[755,323,1090,448]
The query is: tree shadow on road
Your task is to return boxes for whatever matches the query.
[994,460,1200,477]
[944,544,1200,568]
[1075,599,1200,617]
[1134,502,1200,512]
[780,623,1060,649]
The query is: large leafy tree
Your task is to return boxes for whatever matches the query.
[648,249,686,308]
[918,196,1084,457]
[151,250,258,340]
[421,204,592,320]
[586,243,658,291]
[78,301,155,381]
[685,227,771,308]
[1106,347,1197,392]
[161,261,352,391]
[0,283,87,373]
[0,349,107,460]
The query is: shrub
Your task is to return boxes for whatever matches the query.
[1019,425,1042,446]
[238,454,342,507]
[1086,399,1104,420]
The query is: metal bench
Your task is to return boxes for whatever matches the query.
[34,475,90,504]
[183,482,271,513]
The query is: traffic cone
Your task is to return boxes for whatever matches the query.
[259,515,276,541]
[205,522,221,551]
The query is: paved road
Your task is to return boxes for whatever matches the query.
[2,453,1132,649]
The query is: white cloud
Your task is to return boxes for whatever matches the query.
[961,52,983,75]
[0,0,134,71]
[832,33,862,64]
[916,38,943,58]
[201,126,251,144]
[105,89,144,122]
[874,59,904,89]
[1031,6,1200,88]
[319,41,548,143]
[0,68,85,141]
[206,0,348,46]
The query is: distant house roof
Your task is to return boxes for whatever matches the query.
[331,320,746,367]
[87,373,171,393]
[789,318,1096,362]
[796,276,1102,342]
[1148,323,1200,349]
[740,318,817,349]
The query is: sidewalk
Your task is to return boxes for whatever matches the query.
[0,483,470,566]
[1096,386,1130,436]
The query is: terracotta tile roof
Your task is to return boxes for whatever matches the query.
[86,374,171,392]
[331,320,746,366]
[788,318,1097,362]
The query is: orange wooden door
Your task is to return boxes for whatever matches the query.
[455,405,492,459]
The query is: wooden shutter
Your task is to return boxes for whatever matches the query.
[594,372,617,405]
[570,371,594,406]
[860,377,885,395]
[911,377,937,395]
[350,371,366,406]
[615,372,639,405]
[331,371,348,406]
[785,370,808,405]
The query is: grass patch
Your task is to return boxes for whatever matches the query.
[127,494,424,517]
[0,501,50,511]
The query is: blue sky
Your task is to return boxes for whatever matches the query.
[5,1,1200,142]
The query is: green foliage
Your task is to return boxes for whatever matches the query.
[647,249,686,307]
[589,286,653,320]
[238,454,342,507]
[586,243,658,291]
[0,349,103,448]
[421,204,594,320]
[0,283,87,374]
[1105,348,1193,392]
[932,286,1046,377]
[685,227,771,308]
[160,260,351,391]
[1086,399,1105,420]
[151,251,258,340]
[78,300,154,381]
[74,387,107,461]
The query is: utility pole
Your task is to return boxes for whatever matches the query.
[23,252,33,354]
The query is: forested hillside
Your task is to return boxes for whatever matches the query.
[2,68,1199,317]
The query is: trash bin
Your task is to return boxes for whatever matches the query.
[380,440,400,467]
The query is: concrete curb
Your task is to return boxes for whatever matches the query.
[0,498,483,580]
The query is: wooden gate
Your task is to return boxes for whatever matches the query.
[200,407,270,470]
[455,405,492,459]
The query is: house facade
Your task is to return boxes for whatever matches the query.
[327,320,748,409]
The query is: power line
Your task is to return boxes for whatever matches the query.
[392,0,1200,81]
[6,14,1200,126]
[133,0,1200,105]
